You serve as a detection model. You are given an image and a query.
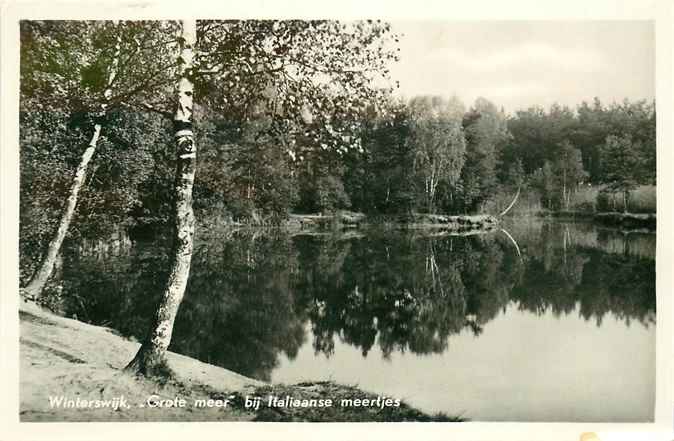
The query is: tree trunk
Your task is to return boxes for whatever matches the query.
[499,185,521,217]
[562,174,567,210]
[126,19,197,377]
[21,22,122,300]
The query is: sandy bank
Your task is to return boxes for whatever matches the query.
[20,299,259,422]
[19,300,464,422]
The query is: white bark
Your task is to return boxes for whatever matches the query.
[127,19,197,376]
[499,185,521,217]
[562,167,568,210]
[499,227,521,257]
[22,22,122,300]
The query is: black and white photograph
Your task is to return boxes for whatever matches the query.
[2,0,673,438]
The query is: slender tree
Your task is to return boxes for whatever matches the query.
[20,20,179,298]
[554,140,587,210]
[22,22,122,300]
[126,20,197,375]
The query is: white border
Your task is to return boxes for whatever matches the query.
[1,1,672,440]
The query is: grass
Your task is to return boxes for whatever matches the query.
[487,185,656,216]
[481,189,543,217]
[576,185,656,214]
[567,186,599,213]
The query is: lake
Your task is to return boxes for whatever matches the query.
[53,218,656,422]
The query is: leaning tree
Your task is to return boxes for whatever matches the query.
[20,20,178,299]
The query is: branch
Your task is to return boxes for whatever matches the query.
[106,67,176,107]
[115,100,173,119]
[140,102,173,118]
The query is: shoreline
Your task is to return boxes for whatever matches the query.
[538,210,656,230]
[197,210,656,235]
[128,208,658,245]
[19,299,465,422]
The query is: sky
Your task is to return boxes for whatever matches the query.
[387,21,655,114]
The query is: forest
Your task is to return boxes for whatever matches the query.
[19,20,656,378]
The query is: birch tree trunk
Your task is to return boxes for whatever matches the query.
[562,168,568,210]
[22,23,122,300]
[126,19,197,376]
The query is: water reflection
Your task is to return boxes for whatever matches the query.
[53,218,655,419]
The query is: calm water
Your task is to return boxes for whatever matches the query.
[54,218,655,422]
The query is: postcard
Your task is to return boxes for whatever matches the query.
[1,1,673,440]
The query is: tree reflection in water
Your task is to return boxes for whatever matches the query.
[55,220,655,381]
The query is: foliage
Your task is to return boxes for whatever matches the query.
[503,99,655,183]
[457,97,509,213]
[599,134,646,211]
[530,161,557,209]
[344,99,416,214]
[407,96,467,213]
[196,20,399,152]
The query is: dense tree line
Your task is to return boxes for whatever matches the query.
[351,97,655,215]
[129,95,656,223]
[509,99,656,211]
